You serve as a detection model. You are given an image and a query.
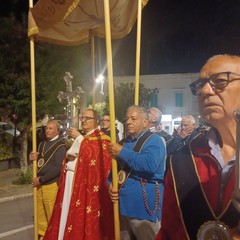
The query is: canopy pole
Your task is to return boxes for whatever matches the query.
[103,0,120,239]
[29,1,38,239]
[134,0,143,105]
[91,34,96,109]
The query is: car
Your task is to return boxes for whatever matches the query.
[0,122,20,137]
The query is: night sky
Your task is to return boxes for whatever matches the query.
[110,0,240,75]
[2,0,240,75]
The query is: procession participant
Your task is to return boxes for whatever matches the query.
[101,112,119,142]
[166,114,196,155]
[156,54,240,239]
[147,107,172,147]
[44,109,114,240]
[108,105,166,240]
[30,120,67,240]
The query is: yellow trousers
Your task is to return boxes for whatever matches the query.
[37,182,58,237]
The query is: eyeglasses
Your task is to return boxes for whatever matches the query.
[102,119,110,122]
[79,116,95,121]
[124,117,138,122]
[189,71,240,96]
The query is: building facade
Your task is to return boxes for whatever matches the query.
[113,73,200,133]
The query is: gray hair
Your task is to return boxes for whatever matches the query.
[126,105,148,120]
[147,107,162,126]
[182,115,196,124]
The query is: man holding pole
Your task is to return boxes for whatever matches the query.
[30,120,67,240]
[108,105,166,240]
[156,54,240,239]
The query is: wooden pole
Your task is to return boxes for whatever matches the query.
[103,0,120,239]
[134,0,143,105]
[29,1,38,239]
[91,34,96,109]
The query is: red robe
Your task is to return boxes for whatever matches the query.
[44,129,114,240]
[156,129,238,240]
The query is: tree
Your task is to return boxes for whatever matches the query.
[0,15,91,173]
[111,82,152,123]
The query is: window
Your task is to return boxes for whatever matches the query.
[175,92,183,107]
[150,92,158,107]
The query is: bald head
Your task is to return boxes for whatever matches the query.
[200,54,240,78]
[197,54,240,128]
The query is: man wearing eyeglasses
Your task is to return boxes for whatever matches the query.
[108,105,166,240]
[156,54,240,240]
[44,109,114,240]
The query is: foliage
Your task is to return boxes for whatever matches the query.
[0,15,92,172]
[0,144,14,160]
[12,167,32,185]
[89,102,109,116]
[111,83,152,122]
[0,16,92,123]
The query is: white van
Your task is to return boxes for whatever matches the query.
[0,122,20,136]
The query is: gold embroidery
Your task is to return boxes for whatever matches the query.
[93,185,99,192]
[90,159,96,166]
[86,206,91,214]
[76,199,80,207]
[102,143,107,149]
[67,225,72,232]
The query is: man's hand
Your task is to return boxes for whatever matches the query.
[108,182,119,203]
[108,143,123,159]
[32,177,41,188]
[68,127,81,139]
[29,151,39,161]
[179,126,193,139]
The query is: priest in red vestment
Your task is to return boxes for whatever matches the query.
[44,109,114,240]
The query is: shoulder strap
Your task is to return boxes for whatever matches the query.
[37,138,66,172]
[119,131,153,151]
[133,131,153,152]
[118,131,153,190]
[171,144,239,239]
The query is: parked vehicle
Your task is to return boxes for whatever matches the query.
[0,122,20,137]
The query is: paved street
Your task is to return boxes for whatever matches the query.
[0,196,34,240]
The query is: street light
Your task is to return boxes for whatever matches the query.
[96,74,105,95]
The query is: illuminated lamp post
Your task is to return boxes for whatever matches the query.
[96,74,105,95]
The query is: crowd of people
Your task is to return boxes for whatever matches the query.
[29,54,240,239]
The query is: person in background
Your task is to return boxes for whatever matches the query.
[156,54,240,239]
[44,109,114,240]
[167,114,197,155]
[29,120,67,240]
[101,113,119,142]
[108,105,166,240]
[147,107,173,147]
